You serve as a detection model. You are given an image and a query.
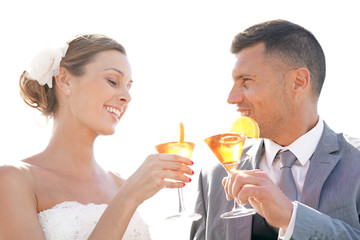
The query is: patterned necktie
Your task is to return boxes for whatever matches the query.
[277,150,298,201]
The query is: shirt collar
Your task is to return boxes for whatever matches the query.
[264,118,324,167]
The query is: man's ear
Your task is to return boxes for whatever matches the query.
[292,67,310,96]
[55,67,72,95]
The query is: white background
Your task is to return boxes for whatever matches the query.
[1,0,359,239]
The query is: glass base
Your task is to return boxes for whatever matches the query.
[165,211,202,221]
[220,207,257,219]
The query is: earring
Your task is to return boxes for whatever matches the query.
[66,89,71,94]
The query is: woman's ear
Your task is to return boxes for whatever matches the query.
[55,67,72,95]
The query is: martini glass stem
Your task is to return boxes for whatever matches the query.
[229,171,242,212]
[232,199,241,212]
[178,188,186,213]
[220,173,257,218]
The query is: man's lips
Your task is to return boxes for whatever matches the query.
[237,108,251,116]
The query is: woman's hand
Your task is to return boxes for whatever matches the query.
[121,153,194,206]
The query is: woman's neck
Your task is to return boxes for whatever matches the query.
[40,119,100,178]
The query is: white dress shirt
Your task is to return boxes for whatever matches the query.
[258,118,324,239]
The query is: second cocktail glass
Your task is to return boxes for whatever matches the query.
[204,132,257,219]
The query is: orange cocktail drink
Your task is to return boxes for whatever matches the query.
[155,122,201,221]
[204,116,260,219]
[204,133,245,172]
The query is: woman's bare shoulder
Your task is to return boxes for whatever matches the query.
[0,158,38,210]
[0,157,42,214]
[1,153,48,174]
[1,160,31,177]
[0,159,37,191]
[0,159,46,239]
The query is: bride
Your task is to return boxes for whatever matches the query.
[0,34,194,239]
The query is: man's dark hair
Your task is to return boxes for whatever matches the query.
[231,19,326,97]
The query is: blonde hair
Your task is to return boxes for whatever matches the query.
[19,34,126,118]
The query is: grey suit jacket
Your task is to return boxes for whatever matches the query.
[190,123,360,240]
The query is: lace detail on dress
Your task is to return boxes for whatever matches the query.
[38,201,150,240]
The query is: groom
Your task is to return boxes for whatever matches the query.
[190,20,360,239]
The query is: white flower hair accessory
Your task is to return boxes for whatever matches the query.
[25,43,69,88]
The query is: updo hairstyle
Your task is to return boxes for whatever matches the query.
[19,34,126,118]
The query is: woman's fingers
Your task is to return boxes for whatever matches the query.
[154,153,194,166]
[162,181,185,189]
[160,161,194,176]
[139,154,195,190]
[146,154,194,176]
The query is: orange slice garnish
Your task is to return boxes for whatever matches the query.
[230,116,260,139]
[178,122,185,143]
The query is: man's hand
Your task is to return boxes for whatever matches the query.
[222,169,293,230]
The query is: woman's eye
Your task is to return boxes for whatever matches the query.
[107,79,117,86]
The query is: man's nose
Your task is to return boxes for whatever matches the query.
[227,86,243,104]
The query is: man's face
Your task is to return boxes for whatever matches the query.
[227,43,294,140]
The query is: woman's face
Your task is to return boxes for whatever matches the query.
[67,50,132,136]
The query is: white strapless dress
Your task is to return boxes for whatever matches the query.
[38,201,151,240]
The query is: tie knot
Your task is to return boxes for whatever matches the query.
[278,150,297,169]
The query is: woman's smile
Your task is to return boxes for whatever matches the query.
[105,105,123,122]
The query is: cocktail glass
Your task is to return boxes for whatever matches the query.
[156,141,202,221]
[204,133,257,218]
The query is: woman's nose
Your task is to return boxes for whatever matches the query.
[118,88,131,104]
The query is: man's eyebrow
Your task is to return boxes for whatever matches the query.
[104,68,124,76]
[233,74,257,80]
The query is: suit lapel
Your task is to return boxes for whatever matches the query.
[301,124,341,209]
[229,125,341,239]
[239,139,264,170]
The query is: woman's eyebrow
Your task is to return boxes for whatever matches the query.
[104,68,124,76]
